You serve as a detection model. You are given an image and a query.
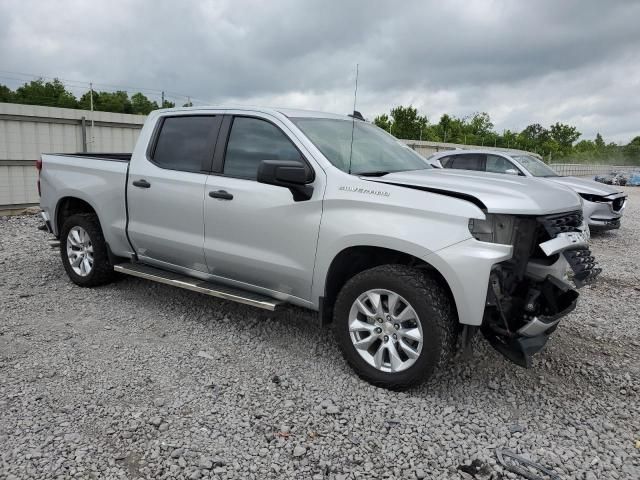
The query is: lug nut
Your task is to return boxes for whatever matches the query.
[377,318,383,323]
[383,335,389,342]
[386,314,391,320]
[392,333,397,340]
[394,324,399,330]
[375,327,382,334]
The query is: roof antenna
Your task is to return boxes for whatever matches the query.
[347,63,359,174]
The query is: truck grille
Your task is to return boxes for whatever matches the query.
[540,210,583,235]
[539,210,601,286]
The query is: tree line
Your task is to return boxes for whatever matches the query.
[374,106,640,164]
[0,78,193,115]
[1,80,638,163]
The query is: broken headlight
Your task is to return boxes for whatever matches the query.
[578,193,605,203]
[468,214,517,245]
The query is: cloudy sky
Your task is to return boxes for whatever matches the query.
[1,0,639,142]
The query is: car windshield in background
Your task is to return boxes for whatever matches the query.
[513,155,559,177]
[291,118,429,175]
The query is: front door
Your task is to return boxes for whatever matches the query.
[203,114,323,301]
[127,114,222,271]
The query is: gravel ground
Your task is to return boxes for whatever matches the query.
[1,188,639,480]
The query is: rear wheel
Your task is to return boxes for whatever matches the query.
[333,264,456,389]
[60,213,115,287]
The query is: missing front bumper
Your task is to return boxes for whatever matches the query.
[482,274,578,368]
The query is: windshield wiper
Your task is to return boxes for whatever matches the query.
[355,171,392,177]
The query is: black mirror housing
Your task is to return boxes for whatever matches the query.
[257,160,314,201]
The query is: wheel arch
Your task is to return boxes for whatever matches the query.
[319,245,457,325]
[55,196,100,235]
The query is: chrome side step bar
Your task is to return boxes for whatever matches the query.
[114,263,282,311]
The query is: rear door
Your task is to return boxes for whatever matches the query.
[127,114,222,271]
[202,113,324,301]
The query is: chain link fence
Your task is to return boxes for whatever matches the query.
[549,163,640,177]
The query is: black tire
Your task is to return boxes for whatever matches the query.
[333,264,457,390]
[60,213,115,287]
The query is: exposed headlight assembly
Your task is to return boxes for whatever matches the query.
[468,214,517,245]
[578,193,605,203]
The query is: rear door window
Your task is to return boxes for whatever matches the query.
[450,154,485,171]
[152,116,221,172]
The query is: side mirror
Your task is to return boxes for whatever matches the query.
[505,168,520,176]
[257,160,314,201]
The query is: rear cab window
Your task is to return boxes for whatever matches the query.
[151,115,221,172]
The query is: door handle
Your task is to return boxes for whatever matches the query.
[209,190,233,200]
[132,179,151,188]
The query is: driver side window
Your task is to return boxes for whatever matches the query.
[223,117,302,180]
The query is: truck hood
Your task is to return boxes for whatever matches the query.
[366,169,582,215]
[546,176,625,197]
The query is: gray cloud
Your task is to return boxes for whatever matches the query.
[0,0,638,142]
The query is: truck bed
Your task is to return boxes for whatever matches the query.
[39,152,132,256]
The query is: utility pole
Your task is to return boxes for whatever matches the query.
[161,91,165,108]
[89,82,94,152]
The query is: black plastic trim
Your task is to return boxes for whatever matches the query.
[211,115,233,173]
[123,162,137,259]
[373,181,487,210]
[50,153,131,162]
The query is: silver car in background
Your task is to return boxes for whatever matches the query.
[427,149,627,230]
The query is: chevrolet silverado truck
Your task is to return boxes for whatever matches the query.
[426,149,627,231]
[38,107,600,389]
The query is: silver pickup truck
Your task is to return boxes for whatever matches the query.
[38,106,600,389]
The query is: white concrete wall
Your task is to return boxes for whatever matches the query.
[0,103,145,208]
[0,164,38,206]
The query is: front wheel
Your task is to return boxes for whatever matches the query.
[333,265,457,389]
[60,213,115,287]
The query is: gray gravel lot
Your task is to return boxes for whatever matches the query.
[1,188,639,480]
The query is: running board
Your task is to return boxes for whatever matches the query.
[114,263,282,311]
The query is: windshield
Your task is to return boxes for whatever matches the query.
[291,118,430,175]
[513,155,558,177]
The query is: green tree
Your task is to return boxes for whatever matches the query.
[574,139,596,153]
[13,79,78,108]
[79,90,132,113]
[162,99,176,108]
[594,132,605,150]
[131,92,159,114]
[623,136,640,160]
[549,123,580,150]
[0,84,14,102]
[373,113,392,132]
[465,112,494,136]
[182,100,193,107]
[389,106,428,140]
[436,114,456,142]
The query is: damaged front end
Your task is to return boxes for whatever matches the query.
[475,210,601,367]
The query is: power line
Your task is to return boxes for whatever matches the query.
[0,69,206,104]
